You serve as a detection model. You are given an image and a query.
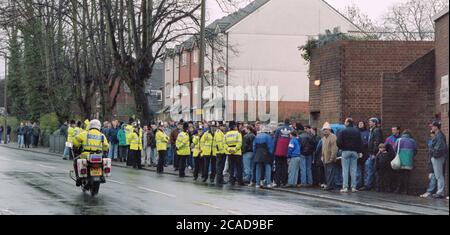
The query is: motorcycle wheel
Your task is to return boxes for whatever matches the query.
[91,182,100,197]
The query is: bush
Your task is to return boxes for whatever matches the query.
[39,113,60,147]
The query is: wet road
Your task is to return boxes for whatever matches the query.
[0,147,410,215]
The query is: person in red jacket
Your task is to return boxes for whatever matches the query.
[273,119,293,187]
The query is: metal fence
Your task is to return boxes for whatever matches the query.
[49,134,66,154]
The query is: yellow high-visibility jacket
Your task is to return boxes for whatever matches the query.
[156,129,169,151]
[213,129,225,156]
[200,131,213,157]
[67,126,75,143]
[74,127,82,137]
[129,130,143,151]
[73,129,109,158]
[125,124,134,145]
[192,135,201,158]
[176,131,191,156]
[84,120,90,131]
[224,130,243,156]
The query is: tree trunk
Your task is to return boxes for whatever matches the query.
[127,77,152,123]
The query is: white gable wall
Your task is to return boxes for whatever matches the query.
[226,0,358,102]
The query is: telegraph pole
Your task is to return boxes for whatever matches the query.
[2,53,7,144]
[198,0,206,121]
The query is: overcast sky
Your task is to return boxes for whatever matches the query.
[206,0,402,23]
[0,0,404,78]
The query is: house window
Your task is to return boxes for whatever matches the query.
[165,59,170,71]
[182,53,187,66]
[150,90,163,101]
[165,83,171,98]
[193,50,198,64]
[217,69,225,86]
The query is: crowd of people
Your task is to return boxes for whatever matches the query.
[62,116,449,199]
[0,125,11,144]
[14,122,41,148]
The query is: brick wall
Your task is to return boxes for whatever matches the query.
[309,42,343,128]
[309,41,434,127]
[341,41,434,123]
[381,51,436,195]
[435,12,449,195]
[309,40,437,195]
[179,51,191,84]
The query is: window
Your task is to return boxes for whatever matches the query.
[150,90,163,101]
[165,59,171,71]
[182,53,187,66]
[217,68,225,86]
[193,50,198,64]
[165,83,172,98]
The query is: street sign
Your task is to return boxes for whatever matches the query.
[0,107,6,116]
[441,75,449,105]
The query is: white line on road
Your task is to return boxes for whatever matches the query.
[196,202,222,210]
[108,179,125,185]
[138,186,176,198]
[0,208,15,215]
[14,160,32,165]
[195,202,244,215]
[38,164,56,169]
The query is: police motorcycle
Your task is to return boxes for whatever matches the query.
[69,123,112,197]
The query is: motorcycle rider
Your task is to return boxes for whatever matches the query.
[72,119,109,186]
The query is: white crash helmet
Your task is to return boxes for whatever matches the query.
[89,119,101,130]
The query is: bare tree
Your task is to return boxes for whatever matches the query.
[104,0,201,122]
[380,0,448,40]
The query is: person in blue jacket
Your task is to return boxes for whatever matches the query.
[253,125,275,188]
[287,131,301,187]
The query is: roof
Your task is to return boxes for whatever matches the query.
[206,0,270,32]
[433,7,449,22]
[166,0,360,55]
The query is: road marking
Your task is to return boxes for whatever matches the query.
[38,164,56,169]
[138,186,176,198]
[0,208,15,215]
[226,210,243,215]
[196,202,222,210]
[14,160,32,165]
[108,179,125,185]
[39,171,51,177]
[195,202,244,215]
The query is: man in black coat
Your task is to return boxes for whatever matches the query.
[360,117,384,191]
[337,118,363,192]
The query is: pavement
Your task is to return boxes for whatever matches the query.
[0,144,448,215]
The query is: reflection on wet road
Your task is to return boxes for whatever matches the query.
[0,147,421,215]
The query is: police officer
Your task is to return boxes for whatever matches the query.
[63,120,76,160]
[214,121,226,185]
[72,119,109,186]
[176,122,191,177]
[200,123,214,183]
[224,121,244,186]
[129,123,143,169]
[155,122,170,174]
[192,128,203,181]
[125,118,135,166]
